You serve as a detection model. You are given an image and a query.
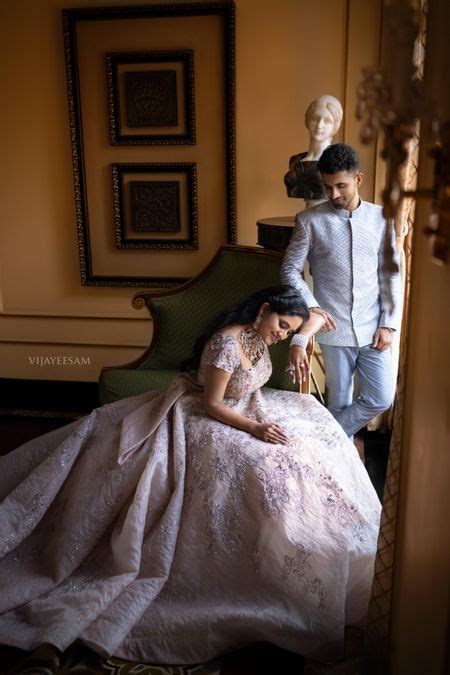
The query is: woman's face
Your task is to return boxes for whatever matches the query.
[306,104,335,142]
[256,310,303,346]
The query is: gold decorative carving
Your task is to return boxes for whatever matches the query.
[423,121,450,265]
[132,293,148,311]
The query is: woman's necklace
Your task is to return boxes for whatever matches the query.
[239,326,266,366]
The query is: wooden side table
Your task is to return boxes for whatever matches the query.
[256,216,295,252]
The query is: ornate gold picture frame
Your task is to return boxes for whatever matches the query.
[112,162,198,249]
[62,2,236,287]
[106,50,196,146]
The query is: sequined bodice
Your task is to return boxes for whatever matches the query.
[197,332,272,400]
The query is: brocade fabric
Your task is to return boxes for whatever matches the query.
[0,332,380,664]
[281,200,402,346]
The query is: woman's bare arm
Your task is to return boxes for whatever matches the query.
[202,365,288,445]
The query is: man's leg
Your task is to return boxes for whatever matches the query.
[334,345,394,437]
[320,345,358,429]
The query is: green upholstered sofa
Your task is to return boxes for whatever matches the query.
[99,245,312,404]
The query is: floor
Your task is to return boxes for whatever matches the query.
[0,391,390,675]
[0,638,367,674]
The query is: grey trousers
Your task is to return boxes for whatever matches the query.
[320,343,394,437]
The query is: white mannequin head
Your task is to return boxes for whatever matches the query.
[304,95,343,144]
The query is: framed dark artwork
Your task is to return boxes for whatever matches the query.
[130,182,180,232]
[62,2,236,287]
[106,50,196,145]
[113,163,198,249]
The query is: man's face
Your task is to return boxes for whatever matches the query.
[321,170,363,211]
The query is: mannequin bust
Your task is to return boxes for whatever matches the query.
[284,95,343,208]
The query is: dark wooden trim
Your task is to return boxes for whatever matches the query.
[0,379,99,414]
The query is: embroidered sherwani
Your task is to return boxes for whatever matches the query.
[281,200,402,436]
[281,200,402,346]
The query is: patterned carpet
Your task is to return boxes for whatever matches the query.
[1,640,366,675]
[1,643,222,675]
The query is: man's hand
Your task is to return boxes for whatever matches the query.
[287,346,310,384]
[310,307,336,332]
[372,327,394,351]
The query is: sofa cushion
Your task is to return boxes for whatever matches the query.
[99,369,179,404]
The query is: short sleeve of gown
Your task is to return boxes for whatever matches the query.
[201,333,241,374]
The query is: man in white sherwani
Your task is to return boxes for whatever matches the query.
[281,143,402,437]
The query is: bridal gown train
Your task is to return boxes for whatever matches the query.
[0,332,381,664]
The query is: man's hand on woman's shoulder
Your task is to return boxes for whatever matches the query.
[309,307,336,332]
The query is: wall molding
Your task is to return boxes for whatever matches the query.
[0,311,150,321]
[0,338,147,348]
[0,313,152,349]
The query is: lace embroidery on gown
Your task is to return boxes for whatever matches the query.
[197,331,272,399]
[200,332,242,373]
[0,330,381,665]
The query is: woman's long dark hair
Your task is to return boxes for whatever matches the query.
[182,285,309,372]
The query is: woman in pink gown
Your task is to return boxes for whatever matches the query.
[0,286,380,665]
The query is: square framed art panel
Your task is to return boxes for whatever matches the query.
[106,50,196,145]
[113,162,198,249]
[62,2,236,287]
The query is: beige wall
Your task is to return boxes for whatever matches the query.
[237,0,382,245]
[0,0,381,382]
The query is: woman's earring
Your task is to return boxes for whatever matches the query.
[254,311,263,329]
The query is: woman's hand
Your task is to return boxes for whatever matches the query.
[203,366,289,443]
[252,421,289,445]
[287,346,309,384]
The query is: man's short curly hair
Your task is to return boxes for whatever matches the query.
[318,143,360,174]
